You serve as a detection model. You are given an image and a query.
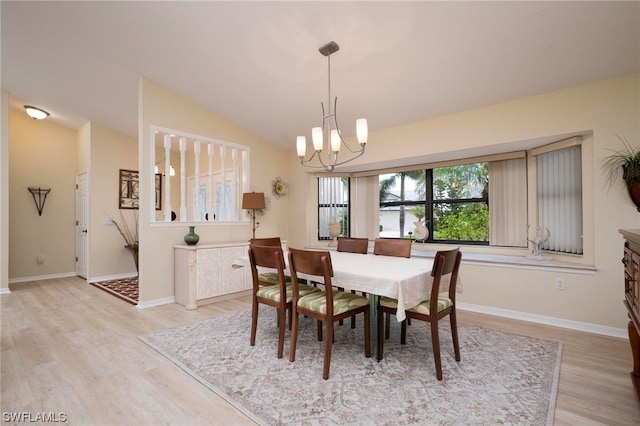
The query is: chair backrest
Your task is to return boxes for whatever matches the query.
[429,247,462,302]
[373,238,411,258]
[248,244,287,290]
[336,237,368,254]
[249,237,282,247]
[288,248,335,306]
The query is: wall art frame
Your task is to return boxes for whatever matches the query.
[119,169,161,210]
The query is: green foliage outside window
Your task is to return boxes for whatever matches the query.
[379,163,489,243]
[433,202,489,241]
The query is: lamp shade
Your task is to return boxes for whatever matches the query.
[242,192,266,210]
[356,118,368,144]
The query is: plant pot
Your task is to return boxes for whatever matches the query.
[626,180,640,212]
[125,243,139,275]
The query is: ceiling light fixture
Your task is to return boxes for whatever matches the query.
[24,105,50,120]
[296,41,368,172]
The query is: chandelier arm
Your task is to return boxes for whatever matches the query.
[331,98,364,156]
[331,146,367,167]
[297,40,367,172]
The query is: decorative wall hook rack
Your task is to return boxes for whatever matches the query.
[28,187,51,216]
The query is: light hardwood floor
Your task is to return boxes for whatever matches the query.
[2,276,639,425]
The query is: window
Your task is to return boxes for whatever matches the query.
[379,164,489,244]
[318,177,350,240]
[317,135,586,257]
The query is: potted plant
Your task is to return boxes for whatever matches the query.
[603,135,640,211]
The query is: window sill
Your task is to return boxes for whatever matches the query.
[409,249,596,274]
[309,243,596,275]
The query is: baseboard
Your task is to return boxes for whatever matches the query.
[8,271,77,284]
[458,302,628,340]
[136,296,175,309]
[0,287,11,295]
[88,273,138,283]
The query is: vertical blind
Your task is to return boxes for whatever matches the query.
[489,157,528,247]
[318,177,349,239]
[536,145,583,254]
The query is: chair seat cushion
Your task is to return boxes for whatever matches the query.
[256,283,318,303]
[298,290,368,315]
[380,296,453,315]
[258,272,292,285]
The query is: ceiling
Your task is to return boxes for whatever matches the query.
[2,1,639,153]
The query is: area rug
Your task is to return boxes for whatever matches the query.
[91,277,138,305]
[140,308,561,426]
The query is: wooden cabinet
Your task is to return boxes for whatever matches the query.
[174,242,251,309]
[619,229,640,400]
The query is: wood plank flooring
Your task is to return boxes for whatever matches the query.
[2,276,639,425]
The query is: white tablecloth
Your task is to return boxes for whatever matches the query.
[235,250,461,322]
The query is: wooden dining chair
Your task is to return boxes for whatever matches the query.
[249,237,290,285]
[337,237,369,254]
[377,247,462,380]
[249,237,282,247]
[374,237,413,331]
[248,244,319,359]
[288,248,371,380]
[373,238,412,258]
[336,237,369,328]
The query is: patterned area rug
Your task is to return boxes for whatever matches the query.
[140,308,561,426]
[91,277,138,305]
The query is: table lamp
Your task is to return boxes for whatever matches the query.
[242,192,266,238]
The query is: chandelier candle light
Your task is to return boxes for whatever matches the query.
[297,41,368,172]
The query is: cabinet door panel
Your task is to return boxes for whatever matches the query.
[196,248,223,299]
[220,246,247,295]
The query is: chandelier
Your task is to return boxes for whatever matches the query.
[296,41,368,172]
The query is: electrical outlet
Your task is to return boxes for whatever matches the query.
[37,253,45,265]
[555,278,565,290]
[103,219,114,226]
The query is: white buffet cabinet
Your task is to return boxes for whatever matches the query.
[174,241,251,309]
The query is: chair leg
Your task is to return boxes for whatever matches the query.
[363,309,371,359]
[288,306,293,331]
[277,307,286,359]
[323,320,333,380]
[317,319,323,341]
[377,306,385,361]
[431,320,443,380]
[289,309,299,362]
[450,310,461,362]
[385,313,391,339]
[350,290,358,329]
[250,300,259,346]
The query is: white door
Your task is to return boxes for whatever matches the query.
[76,171,88,278]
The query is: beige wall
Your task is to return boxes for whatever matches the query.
[288,73,640,330]
[1,91,9,291]
[138,78,291,302]
[87,122,139,279]
[8,108,77,279]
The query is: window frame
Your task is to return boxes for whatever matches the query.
[317,176,351,240]
[378,166,490,245]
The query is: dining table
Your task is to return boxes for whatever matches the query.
[235,249,461,322]
[235,248,462,356]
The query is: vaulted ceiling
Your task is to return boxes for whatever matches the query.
[2,1,639,150]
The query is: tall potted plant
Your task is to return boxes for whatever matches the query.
[603,135,640,211]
